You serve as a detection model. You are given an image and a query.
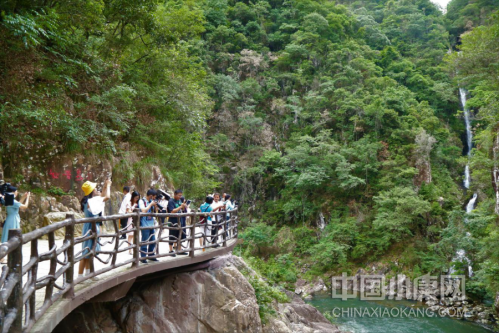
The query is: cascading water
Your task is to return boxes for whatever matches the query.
[466,193,478,214]
[461,88,473,165]
[451,88,476,276]
[317,212,326,231]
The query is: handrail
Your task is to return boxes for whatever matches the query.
[0,208,239,333]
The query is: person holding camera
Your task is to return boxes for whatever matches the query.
[155,191,169,225]
[167,189,188,256]
[139,189,159,264]
[1,185,30,252]
[78,179,111,277]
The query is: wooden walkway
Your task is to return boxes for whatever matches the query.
[0,210,239,333]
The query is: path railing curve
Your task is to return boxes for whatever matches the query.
[0,208,239,333]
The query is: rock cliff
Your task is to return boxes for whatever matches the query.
[54,255,342,333]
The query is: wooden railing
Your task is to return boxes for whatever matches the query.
[0,208,239,333]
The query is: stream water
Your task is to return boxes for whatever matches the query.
[308,294,491,333]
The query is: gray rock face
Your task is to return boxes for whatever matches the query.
[265,292,343,333]
[43,212,84,239]
[295,278,328,297]
[55,255,342,333]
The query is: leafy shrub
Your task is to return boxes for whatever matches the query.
[245,254,298,289]
[240,223,276,256]
[248,276,289,323]
[47,186,67,196]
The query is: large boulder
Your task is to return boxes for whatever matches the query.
[43,212,84,239]
[55,255,343,333]
[264,291,343,333]
[295,278,328,297]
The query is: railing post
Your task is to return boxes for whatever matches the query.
[28,237,38,324]
[64,213,75,298]
[178,219,183,254]
[44,231,56,303]
[234,209,238,238]
[222,212,227,247]
[189,213,196,258]
[111,219,119,266]
[6,229,23,333]
[132,209,140,267]
[156,217,163,257]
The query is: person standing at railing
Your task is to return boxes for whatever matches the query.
[179,196,189,251]
[138,189,158,264]
[125,191,140,255]
[155,191,169,225]
[210,193,225,248]
[118,186,131,239]
[0,185,30,263]
[199,195,214,252]
[78,179,111,277]
[224,194,235,239]
[167,189,188,256]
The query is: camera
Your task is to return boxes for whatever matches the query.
[155,189,170,210]
[0,183,10,196]
[157,189,170,201]
[0,182,15,206]
[154,197,164,210]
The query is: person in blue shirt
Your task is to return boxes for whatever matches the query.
[167,189,188,256]
[1,185,30,263]
[138,189,158,264]
[199,195,214,252]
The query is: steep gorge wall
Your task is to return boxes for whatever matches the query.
[54,255,341,333]
[0,157,171,235]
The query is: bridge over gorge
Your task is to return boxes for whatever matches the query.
[0,209,239,333]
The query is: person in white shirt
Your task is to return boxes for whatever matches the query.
[224,194,235,239]
[125,191,140,254]
[119,186,131,239]
[210,193,225,247]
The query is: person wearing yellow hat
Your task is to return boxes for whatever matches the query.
[78,179,112,277]
[82,181,97,196]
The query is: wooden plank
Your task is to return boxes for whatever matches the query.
[29,238,38,324]
[43,232,56,305]
[132,210,140,267]
[5,229,22,333]
[64,213,75,299]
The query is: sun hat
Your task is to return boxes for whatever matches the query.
[82,181,97,196]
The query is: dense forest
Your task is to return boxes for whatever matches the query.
[1,0,499,303]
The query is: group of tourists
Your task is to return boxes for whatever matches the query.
[0,180,236,270]
[78,181,236,275]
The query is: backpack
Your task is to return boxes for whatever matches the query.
[199,204,210,224]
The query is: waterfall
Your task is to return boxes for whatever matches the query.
[317,212,326,231]
[451,88,476,276]
[461,88,473,161]
[466,193,478,214]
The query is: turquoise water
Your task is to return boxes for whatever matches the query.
[307,294,491,333]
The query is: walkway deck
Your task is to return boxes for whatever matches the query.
[29,236,237,332]
[0,210,239,333]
